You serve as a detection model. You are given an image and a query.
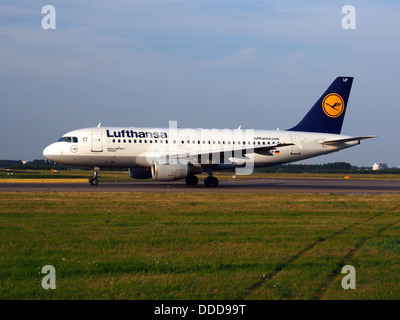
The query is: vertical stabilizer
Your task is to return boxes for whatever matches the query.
[288,77,353,134]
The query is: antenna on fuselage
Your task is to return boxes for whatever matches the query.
[97,122,102,127]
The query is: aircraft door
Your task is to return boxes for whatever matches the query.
[290,135,301,155]
[91,130,103,152]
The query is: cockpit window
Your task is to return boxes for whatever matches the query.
[58,136,78,143]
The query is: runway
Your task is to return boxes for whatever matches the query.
[1,178,400,194]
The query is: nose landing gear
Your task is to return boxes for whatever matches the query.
[89,167,100,186]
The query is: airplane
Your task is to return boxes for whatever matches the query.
[43,76,375,187]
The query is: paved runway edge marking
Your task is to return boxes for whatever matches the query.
[0,179,88,183]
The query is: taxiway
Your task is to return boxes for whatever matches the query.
[1,178,399,194]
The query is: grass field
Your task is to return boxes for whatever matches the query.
[1,192,399,300]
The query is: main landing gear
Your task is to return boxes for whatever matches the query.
[89,167,99,186]
[184,175,219,187]
[204,176,218,188]
[185,175,199,186]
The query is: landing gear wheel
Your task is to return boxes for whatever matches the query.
[89,167,100,186]
[204,176,218,188]
[89,177,98,186]
[185,175,199,186]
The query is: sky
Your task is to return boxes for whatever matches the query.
[1,0,399,167]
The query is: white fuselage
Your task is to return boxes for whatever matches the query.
[43,126,358,170]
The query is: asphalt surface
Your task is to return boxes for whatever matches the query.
[1,178,400,194]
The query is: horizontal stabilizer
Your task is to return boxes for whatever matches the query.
[318,136,376,145]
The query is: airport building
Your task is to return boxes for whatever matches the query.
[372,162,388,171]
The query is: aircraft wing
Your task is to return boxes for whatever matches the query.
[159,142,294,160]
[318,136,376,145]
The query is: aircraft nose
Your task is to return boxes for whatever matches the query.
[43,143,57,161]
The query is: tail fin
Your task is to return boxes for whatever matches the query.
[288,77,353,134]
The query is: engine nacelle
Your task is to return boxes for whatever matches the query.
[151,161,190,181]
[128,167,152,179]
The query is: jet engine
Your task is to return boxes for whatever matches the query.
[152,161,197,181]
[128,167,152,179]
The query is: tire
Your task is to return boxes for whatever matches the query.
[204,176,218,188]
[185,175,199,186]
[89,177,99,186]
